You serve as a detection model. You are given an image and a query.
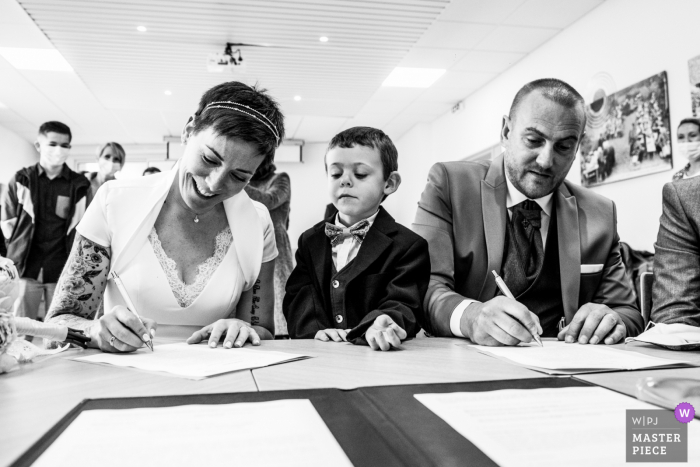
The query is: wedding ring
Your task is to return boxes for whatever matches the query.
[109,335,116,346]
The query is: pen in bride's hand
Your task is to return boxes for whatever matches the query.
[109,271,154,351]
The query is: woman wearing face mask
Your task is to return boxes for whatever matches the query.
[45,82,285,352]
[672,118,700,180]
[86,142,125,206]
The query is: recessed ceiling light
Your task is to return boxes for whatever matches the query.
[319,36,329,42]
[137,26,147,32]
[294,95,301,101]
[0,47,73,72]
[164,90,172,96]
[382,67,446,88]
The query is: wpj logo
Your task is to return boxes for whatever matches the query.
[626,406,691,463]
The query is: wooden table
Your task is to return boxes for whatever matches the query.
[574,340,700,400]
[2,330,699,467]
[249,336,544,390]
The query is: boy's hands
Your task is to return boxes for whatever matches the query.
[366,314,406,351]
[314,328,350,342]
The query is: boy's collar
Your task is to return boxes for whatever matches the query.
[334,209,380,230]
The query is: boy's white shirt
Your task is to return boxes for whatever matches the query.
[331,210,380,271]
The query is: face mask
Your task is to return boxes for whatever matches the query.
[626,322,700,350]
[677,141,700,163]
[43,146,69,167]
[99,159,121,176]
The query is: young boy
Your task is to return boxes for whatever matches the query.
[283,127,430,351]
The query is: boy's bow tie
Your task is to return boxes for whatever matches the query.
[324,220,370,247]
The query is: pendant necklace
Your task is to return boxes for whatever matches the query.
[194,214,199,223]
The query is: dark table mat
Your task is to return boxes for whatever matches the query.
[11,387,420,467]
[356,377,592,467]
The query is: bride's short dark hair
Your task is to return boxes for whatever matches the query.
[192,81,285,164]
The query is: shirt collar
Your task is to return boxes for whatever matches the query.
[37,163,70,180]
[505,174,553,217]
[334,209,380,230]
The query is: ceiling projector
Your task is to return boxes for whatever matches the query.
[207,44,245,73]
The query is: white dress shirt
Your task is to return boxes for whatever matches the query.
[331,210,379,271]
[449,177,554,337]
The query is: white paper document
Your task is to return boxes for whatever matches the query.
[33,399,353,467]
[469,340,693,375]
[415,387,699,467]
[73,343,310,379]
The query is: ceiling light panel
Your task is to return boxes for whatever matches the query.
[0,47,73,72]
[382,67,445,88]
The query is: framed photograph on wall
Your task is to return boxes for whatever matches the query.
[580,71,672,187]
[689,54,700,117]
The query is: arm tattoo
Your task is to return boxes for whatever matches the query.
[250,279,261,326]
[45,234,111,332]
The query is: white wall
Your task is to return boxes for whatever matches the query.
[0,123,37,185]
[395,0,700,252]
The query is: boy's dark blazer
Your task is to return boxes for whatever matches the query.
[283,206,431,343]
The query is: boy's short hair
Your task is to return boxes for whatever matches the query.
[327,127,398,180]
[38,121,72,142]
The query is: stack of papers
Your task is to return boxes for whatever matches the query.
[416,387,700,467]
[74,342,310,379]
[34,399,353,467]
[469,340,693,375]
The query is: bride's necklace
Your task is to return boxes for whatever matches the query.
[165,198,207,224]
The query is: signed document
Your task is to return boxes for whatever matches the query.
[74,342,310,379]
[469,340,693,375]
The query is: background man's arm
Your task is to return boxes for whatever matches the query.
[651,182,700,326]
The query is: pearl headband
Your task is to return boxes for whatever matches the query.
[202,101,280,143]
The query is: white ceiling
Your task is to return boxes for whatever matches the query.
[0,0,605,145]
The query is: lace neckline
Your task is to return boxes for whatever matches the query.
[148,226,233,308]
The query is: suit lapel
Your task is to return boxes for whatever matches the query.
[556,182,581,321]
[308,221,333,295]
[344,207,395,282]
[478,155,508,301]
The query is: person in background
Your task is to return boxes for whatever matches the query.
[244,161,292,336]
[1,121,89,320]
[284,127,430,351]
[672,117,700,180]
[413,78,642,346]
[651,177,700,327]
[86,142,125,205]
[143,167,162,176]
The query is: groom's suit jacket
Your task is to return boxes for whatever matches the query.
[412,154,643,337]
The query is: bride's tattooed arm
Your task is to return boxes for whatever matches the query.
[45,234,111,333]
